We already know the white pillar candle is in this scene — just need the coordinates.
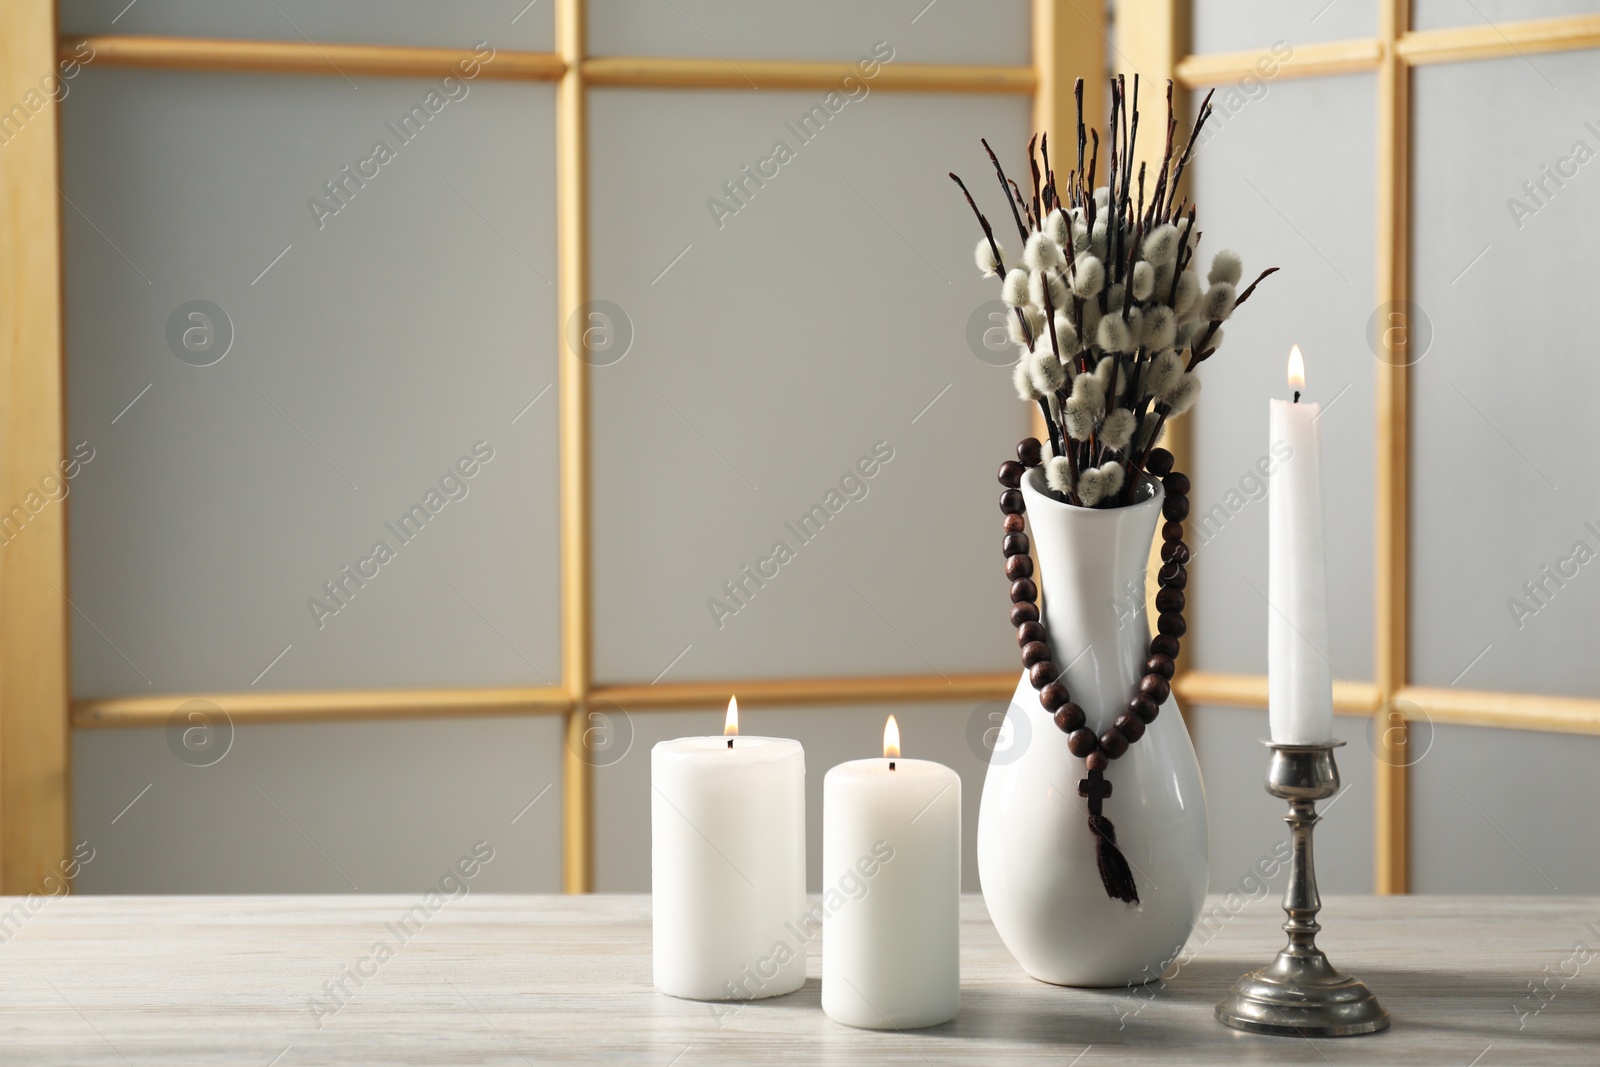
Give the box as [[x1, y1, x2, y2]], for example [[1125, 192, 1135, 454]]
[[822, 715, 960, 1030], [652, 698, 806, 1001], [1268, 345, 1335, 744]]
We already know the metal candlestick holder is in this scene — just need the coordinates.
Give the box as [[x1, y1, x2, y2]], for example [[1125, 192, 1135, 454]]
[[1215, 740, 1390, 1038]]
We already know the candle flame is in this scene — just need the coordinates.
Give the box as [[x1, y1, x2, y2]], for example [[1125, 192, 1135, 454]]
[[1287, 344, 1306, 392], [883, 715, 901, 759], [724, 696, 738, 737]]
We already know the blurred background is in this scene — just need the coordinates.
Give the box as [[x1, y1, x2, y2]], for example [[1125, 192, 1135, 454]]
[[0, 0, 1595, 898]]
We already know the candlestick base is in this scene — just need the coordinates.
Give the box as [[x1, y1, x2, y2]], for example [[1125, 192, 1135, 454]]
[[1215, 740, 1390, 1038], [1215, 951, 1390, 1037]]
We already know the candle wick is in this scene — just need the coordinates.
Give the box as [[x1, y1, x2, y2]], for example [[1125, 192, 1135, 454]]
[[1293, 390, 1301, 403], [727, 738, 733, 749], [889, 761, 896, 771]]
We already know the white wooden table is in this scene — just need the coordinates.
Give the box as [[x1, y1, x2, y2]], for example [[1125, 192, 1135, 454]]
[[0, 893, 1593, 1064]]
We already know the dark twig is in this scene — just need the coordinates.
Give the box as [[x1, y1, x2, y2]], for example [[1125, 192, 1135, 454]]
[[1165, 88, 1216, 218], [1085, 130, 1099, 227], [983, 138, 1030, 243], [1188, 267, 1280, 369], [1041, 133, 1057, 213], [1148, 82, 1176, 228], [1028, 133, 1043, 224], [1009, 178, 1035, 229], [949, 172, 1003, 271], [1165, 207, 1197, 306], [1233, 265, 1280, 309], [1074, 78, 1086, 176], [950, 171, 1035, 349]]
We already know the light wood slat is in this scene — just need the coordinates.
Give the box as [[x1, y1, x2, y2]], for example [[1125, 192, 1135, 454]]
[[556, 0, 591, 896], [1399, 13, 1600, 65], [1026, 0, 1105, 494], [1174, 672, 1382, 713], [593, 673, 1017, 711], [1112, 0, 1188, 695], [1398, 686, 1600, 735], [1375, 0, 1412, 897], [581, 55, 1035, 94], [1113, 0, 1188, 173], [61, 36, 1036, 94], [1033, 0, 1105, 157], [69, 675, 1600, 729], [0, 894, 1594, 1063], [0, 0, 72, 895], [70, 687, 571, 728], [1176, 38, 1382, 87], [59, 35, 566, 80], [563, 705, 591, 893], [1028, 0, 1102, 522]]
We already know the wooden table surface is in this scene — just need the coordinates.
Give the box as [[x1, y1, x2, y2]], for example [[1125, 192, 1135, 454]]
[[0, 893, 1594, 1064]]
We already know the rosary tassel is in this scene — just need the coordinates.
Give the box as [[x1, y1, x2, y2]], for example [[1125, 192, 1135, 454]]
[[1088, 813, 1140, 905]]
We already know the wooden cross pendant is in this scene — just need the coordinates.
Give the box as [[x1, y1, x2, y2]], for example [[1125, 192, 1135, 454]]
[[1078, 775, 1112, 801]]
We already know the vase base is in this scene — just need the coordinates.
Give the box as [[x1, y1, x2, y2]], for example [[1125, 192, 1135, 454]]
[[1022, 968, 1163, 990]]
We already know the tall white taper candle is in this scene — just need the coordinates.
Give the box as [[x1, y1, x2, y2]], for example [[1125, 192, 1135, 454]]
[[1268, 345, 1335, 744]]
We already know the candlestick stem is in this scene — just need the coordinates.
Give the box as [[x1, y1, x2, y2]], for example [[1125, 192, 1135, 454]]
[[1284, 795, 1321, 952], [1215, 740, 1389, 1037]]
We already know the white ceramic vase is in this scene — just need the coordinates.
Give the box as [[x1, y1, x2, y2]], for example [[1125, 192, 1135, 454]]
[[977, 465, 1208, 987]]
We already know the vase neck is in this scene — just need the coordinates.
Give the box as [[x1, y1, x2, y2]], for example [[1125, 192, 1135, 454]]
[[1021, 468, 1164, 730]]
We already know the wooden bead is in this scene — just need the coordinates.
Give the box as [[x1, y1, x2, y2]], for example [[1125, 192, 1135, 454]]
[[1155, 587, 1185, 614], [1021, 641, 1051, 668], [1099, 729, 1130, 759], [1010, 603, 1039, 627], [1145, 653, 1176, 679], [1158, 562, 1187, 590], [1028, 661, 1056, 689], [1146, 448, 1174, 476], [1005, 554, 1034, 581], [1115, 713, 1146, 743], [1157, 612, 1187, 637], [1162, 471, 1190, 496], [1129, 696, 1159, 724], [1066, 728, 1099, 757], [1162, 520, 1185, 543], [998, 460, 1025, 488], [1004, 513, 1025, 534], [1017, 438, 1043, 468], [1017, 621, 1045, 647], [1085, 751, 1109, 772], [1000, 489, 1024, 514], [1010, 577, 1038, 604], [1150, 633, 1180, 659], [1003, 532, 1030, 557], [1162, 494, 1189, 521], [1053, 702, 1086, 733], [1140, 674, 1172, 704], [1160, 540, 1190, 564], [1039, 682, 1069, 712]]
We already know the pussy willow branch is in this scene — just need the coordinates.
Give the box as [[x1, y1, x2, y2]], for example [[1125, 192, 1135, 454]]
[[952, 79, 1278, 506], [949, 172, 1036, 351], [982, 138, 1030, 243], [1187, 267, 1280, 369], [1165, 88, 1217, 219], [1028, 133, 1042, 223]]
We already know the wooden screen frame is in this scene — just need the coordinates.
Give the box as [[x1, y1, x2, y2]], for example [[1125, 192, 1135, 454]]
[[1160, 1, 1600, 893], [1, 0, 1098, 894], [13, 0, 1592, 898]]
